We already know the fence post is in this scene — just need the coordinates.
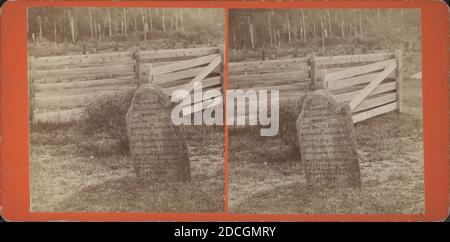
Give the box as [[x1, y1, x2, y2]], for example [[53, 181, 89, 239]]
[[309, 54, 317, 91], [219, 45, 226, 124], [134, 49, 141, 87], [29, 56, 36, 124], [395, 49, 403, 113], [148, 63, 153, 84]]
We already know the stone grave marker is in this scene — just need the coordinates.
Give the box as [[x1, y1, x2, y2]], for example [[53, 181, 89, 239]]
[[296, 90, 361, 188], [126, 85, 190, 182]]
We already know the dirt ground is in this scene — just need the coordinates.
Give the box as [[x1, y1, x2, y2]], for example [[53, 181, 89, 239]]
[[30, 125, 224, 212], [228, 53, 424, 214]]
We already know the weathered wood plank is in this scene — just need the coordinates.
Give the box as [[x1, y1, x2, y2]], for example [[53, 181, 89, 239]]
[[316, 52, 395, 66], [327, 72, 378, 91], [35, 64, 134, 79], [228, 78, 310, 89], [151, 54, 219, 76], [229, 58, 309, 75], [152, 65, 220, 85], [348, 62, 397, 110], [173, 55, 222, 99], [140, 47, 220, 60], [334, 81, 397, 103], [35, 77, 134, 92], [352, 102, 397, 123], [163, 76, 221, 96], [325, 59, 396, 83], [353, 93, 397, 112], [34, 108, 83, 124], [35, 51, 133, 68], [228, 70, 310, 86]]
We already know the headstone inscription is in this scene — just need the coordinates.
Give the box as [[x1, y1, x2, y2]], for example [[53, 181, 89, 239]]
[[126, 85, 190, 182], [296, 90, 361, 188]]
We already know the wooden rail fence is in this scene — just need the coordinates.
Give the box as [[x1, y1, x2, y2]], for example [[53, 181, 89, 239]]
[[228, 50, 403, 124], [29, 46, 224, 124], [30, 49, 401, 125]]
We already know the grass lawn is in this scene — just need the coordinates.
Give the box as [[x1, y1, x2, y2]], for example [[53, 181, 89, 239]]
[[228, 77, 424, 214], [30, 125, 224, 212]]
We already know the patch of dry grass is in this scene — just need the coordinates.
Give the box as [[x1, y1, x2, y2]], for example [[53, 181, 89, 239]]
[[30, 124, 224, 212], [229, 78, 424, 214]]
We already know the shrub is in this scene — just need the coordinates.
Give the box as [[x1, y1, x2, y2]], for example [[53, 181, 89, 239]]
[[80, 88, 136, 149], [278, 95, 307, 150]]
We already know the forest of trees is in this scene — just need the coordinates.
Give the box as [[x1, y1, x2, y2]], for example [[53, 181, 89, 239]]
[[28, 8, 224, 44], [229, 9, 420, 52]]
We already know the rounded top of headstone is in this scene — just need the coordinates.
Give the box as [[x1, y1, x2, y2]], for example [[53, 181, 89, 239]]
[[132, 84, 171, 108], [299, 89, 350, 120]]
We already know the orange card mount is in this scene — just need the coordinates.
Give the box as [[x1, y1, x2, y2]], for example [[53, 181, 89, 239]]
[[0, 0, 448, 221]]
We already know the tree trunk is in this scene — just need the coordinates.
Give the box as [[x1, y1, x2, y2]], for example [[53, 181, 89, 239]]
[[248, 16, 255, 50], [162, 9, 166, 33], [98, 23, 102, 40], [89, 9, 94, 39], [108, 9, 112, 38], [69, 11, 75, 43], [233, 29, 237, 55], [301, 10, 307, 41], [359, 10, 363, 38], [327, 10, 332, 38], [341, 10, 345, 38], [53, 22, 57, 44], [286, 13, 291, 43], [320, 16, 325, 52], [134, 17, 137, 36], [38, 16, 42, 40], [267, 12, 273, 46], [180, 9, 184, 32], [123, 9, 128, 36]]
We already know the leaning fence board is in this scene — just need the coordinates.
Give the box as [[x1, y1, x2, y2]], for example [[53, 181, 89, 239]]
[[140, 47, 220, 60], [35, 108, 83, 124], [327, 72, 379, 90], [316, 52, 395, 66], [325, 59, 396, 83], [353, 93, 397, 113], [334, 81, 397, 103], [163, 76, 221, 96], [151, 54, 219, 76], [152, 66, 219, 85], [177, 55, 222, 96], [348, 62, 396, 110], [352, 102, 398, 123]]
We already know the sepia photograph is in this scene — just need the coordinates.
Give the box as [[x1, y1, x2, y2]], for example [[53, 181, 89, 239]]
[[227, 9, 423, 214], [28, 7, 225, 212]]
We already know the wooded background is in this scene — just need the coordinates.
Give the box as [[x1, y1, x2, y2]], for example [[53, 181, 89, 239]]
[[229, 9, 420, 59], [28, 8, 224, 56]]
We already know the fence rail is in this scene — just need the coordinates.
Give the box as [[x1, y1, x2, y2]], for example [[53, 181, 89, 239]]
[[29, 46, 223, 124], [30, 49, 401, 125], [228, 50, 402, 124]]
